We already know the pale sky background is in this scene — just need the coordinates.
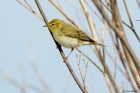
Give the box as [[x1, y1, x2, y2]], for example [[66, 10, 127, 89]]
[[0, 0, 140, 93]]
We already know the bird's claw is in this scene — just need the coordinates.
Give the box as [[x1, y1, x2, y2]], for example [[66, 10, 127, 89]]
[[63, 57, 68, 62]]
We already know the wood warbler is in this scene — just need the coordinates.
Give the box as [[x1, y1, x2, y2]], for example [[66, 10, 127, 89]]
[[44, 19, 105, 60]]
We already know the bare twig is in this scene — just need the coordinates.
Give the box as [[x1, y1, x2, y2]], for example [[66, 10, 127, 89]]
[[105, 49, 125, 77], [103, 72, 113, 93], [83, 60, 88, 83], [76, 55, 88, 92], [63, 0, 83, 13], [101, 20, 105, 61], [136, 0, 140, 10], [83, 59, 88, 91], [4, 72, 21, 89], [123, 0, 140, 42], [94, 0, 140, 90], [79, 0, 98, 40], [114, 52, 117, 80], [99, 0, 140, 42], [76, 54, 84, 82], [76, 48, 103, 73], [93, 0, 140, 72], [85, 0, 102, 21], [16, 0, 43, 21]]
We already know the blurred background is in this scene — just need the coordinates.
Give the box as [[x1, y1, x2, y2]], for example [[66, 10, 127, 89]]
[[0, 0, 140, 93]]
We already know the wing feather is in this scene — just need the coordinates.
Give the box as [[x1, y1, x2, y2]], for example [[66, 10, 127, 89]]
[[60, 23, 93, 42]]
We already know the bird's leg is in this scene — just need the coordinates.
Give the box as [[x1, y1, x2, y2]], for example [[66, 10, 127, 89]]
[[63, 48, 74, 61]]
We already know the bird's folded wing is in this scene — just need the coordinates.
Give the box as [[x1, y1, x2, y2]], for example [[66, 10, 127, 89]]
[[61, 23, 93, 42]]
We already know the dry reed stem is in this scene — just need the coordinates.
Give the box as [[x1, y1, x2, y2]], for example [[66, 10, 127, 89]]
[[76, 55, 88, 92], [76, 48, 103, 73], [101, 21, 114, 93], [83, 60, 88, 91], [123, 0, 140, 42], [136, 0, 140, 11], [80, 2, 118, 91], [99, 0, 140, 42], [79, 0, 98, 41], [93, 0, 140, 73], [76, 54, 84, 84], [105, 24, 137, 89], [103, 72, 113, 93], [16, 0, 44, 21], [76, 47, 115, 93], [109, 0, 140, 90], [101, 20, 105, 62]]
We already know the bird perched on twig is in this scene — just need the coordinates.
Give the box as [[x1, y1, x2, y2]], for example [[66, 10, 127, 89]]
[[44, 19, 105, 60]]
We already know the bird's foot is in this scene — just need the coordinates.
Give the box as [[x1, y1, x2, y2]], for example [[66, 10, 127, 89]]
[[63, 56, 68, 62]]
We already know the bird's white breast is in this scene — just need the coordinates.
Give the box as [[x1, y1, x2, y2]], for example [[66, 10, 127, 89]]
[[53, 32, 79, 48]]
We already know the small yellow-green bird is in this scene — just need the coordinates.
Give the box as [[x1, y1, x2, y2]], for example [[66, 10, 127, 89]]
[[44, 19, 105, 60]]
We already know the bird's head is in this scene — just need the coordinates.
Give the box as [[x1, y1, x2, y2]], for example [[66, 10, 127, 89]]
[[43, 19, 64, 33]]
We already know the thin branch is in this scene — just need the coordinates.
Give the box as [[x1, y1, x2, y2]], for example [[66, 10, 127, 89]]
[[106, 24, 138, 88], [79, 0, 98, 40], [99, 0, 140, 42], [16, 0, 43, 21], [103, 72, 113, 93], [101, 20, 105, 62], [76, 55, 88, 92], [136, 0, 140, 11], [76, 54, 84, 82], [4, 72, 21, 89], [76, 48, 103, 73], [24, 0, 34, 11], [83, 59, 88, 91], [85, 0, 102, 21], [105, 49, 126, 77], [83, 60, 88, 83], [93, 0, 140, 73], [114, 51, 117, 80], [63, 0, 83, 13], [123, 0, 140, 42], [110, 0, 140, 90]]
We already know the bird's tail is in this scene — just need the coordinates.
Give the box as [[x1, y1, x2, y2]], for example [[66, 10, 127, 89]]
[[89, 41, 106, 47]]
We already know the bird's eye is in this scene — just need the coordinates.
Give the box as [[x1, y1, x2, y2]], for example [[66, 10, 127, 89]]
[[52, 24, 54, 26]]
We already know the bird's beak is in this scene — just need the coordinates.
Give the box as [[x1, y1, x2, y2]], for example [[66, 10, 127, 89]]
[[43, 25, 48, 28]]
